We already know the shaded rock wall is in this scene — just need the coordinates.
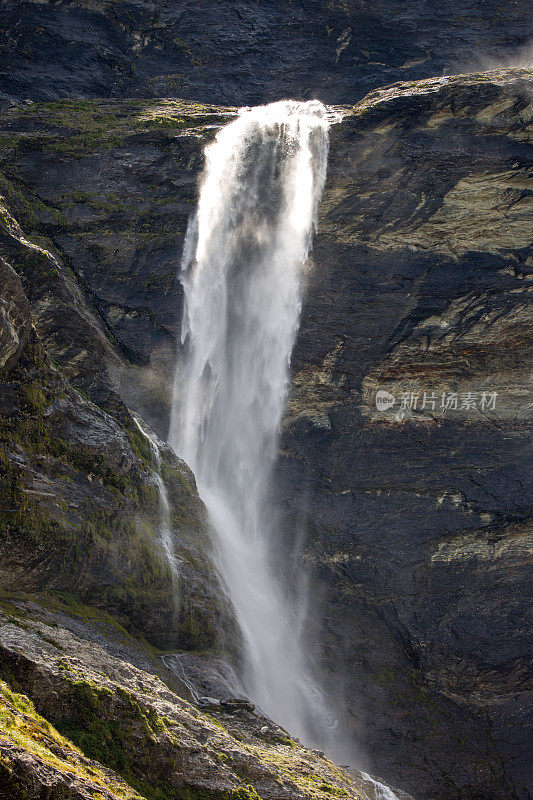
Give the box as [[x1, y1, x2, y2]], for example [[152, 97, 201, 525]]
[[0, 0, 531, 107], [0, 98, 233, 434], [0, 64, 530, 800], [278, 68, 532, 799], [0, 135, 233, 652]]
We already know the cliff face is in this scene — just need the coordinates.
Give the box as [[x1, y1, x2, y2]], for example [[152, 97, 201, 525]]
[[0, 0, 531, 107], [0, 104, 236, 652], [280, 68, 532, 799], [0, 42, 530, 800], [0, 98, 233, 433], [1, 599, 405, 800]]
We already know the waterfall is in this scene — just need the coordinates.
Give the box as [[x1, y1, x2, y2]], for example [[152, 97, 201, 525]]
[[169, 100, 335, 745], [134, 416, 180, 596]]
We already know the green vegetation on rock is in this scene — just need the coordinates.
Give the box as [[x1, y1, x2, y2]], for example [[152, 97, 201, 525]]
[[0, 680, 144, 800]]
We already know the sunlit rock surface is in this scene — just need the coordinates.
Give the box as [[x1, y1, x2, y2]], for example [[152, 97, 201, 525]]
[[0, 601, 410, 800]]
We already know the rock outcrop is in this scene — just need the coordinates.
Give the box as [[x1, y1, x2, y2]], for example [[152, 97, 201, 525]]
[[0, 600, 409, 800]]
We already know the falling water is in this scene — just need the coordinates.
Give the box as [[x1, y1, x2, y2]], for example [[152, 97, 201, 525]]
[[360, 773, 400, 800], [169, 100, 336, 744], [134, 416, 180, 595]]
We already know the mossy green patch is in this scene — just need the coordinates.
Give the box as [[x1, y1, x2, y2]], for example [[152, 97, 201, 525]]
[[0, 98, 234, 160], [0, 680, 143, 799], [50, 674, 261, 800], [0, 313, 198, 647]]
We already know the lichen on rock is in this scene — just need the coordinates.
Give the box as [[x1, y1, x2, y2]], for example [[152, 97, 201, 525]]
[[0, 602, 387, 800]]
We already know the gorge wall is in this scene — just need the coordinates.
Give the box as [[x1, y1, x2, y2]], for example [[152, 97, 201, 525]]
[[0, 99, 399, 800], [0, 4, 531, 799]]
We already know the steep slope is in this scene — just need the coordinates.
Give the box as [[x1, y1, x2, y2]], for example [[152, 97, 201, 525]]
[[0, 0, 531, 107], [0, 98, 234, 433], [0, 118, 234, 651], [0, 600, 410, 800]]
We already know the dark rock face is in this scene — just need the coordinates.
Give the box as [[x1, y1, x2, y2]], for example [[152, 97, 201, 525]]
[[0, 0, 531, 107], [0, 155, 232, 653], [0, 47, 530, 800], [277, 69, 532, 800], [0, 99, 233, 435]]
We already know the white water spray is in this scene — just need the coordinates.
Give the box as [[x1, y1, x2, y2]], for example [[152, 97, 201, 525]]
[[169, 100, 336, 743], [360, 773, 400, 800]]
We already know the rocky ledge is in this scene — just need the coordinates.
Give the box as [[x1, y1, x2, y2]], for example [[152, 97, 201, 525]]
[[0, 600, 411, 800]]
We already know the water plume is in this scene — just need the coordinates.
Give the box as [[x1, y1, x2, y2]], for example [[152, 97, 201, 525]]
[[169, 100, 336, 745]]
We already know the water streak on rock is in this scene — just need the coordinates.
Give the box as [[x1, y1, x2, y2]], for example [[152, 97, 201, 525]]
[[134, 416, 180, 598], [360, 772, 400, 800]]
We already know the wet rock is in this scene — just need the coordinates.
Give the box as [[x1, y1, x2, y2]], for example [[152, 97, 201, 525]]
[[221, 698, 256, 711], [163, 651, 246, 704], [197, 696, 221, 709], [0, 190, 124, 409], [0, 257, 30, 372], [0, 98, 234, 435], [278, 68, 532, 799], [0, 189, 231, 654], [0, 61, 530, 800]]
